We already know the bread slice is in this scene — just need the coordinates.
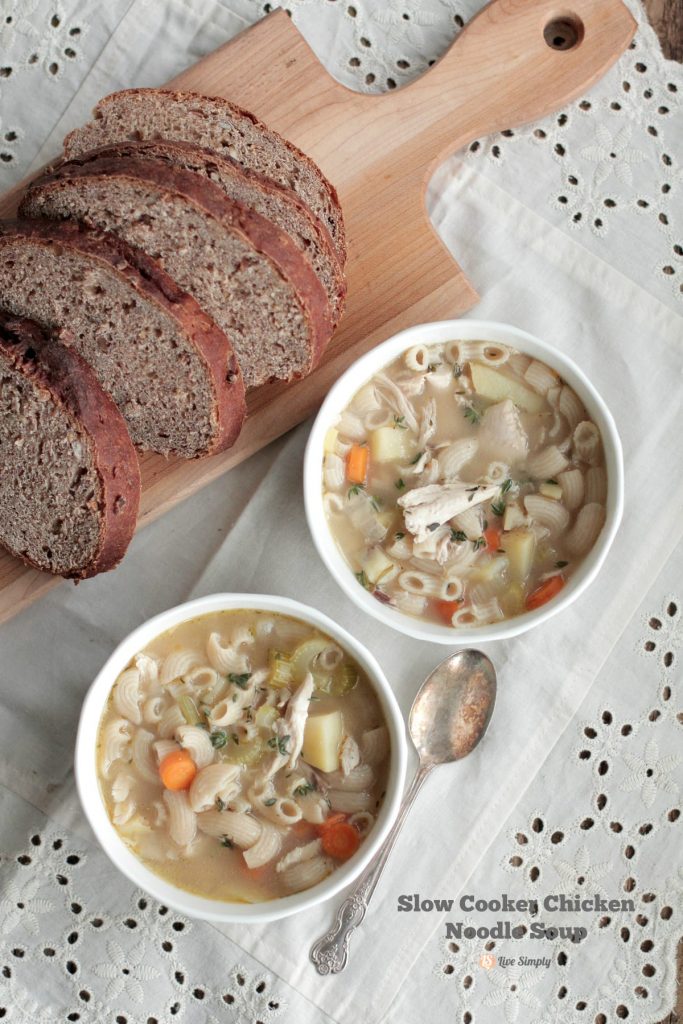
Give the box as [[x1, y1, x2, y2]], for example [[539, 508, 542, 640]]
[[44, 140, 346, 325], [0, 220, 245, 458], [21, 155, 333, 387], [0, 310, 140, 579], [62, 88, 346, 261]]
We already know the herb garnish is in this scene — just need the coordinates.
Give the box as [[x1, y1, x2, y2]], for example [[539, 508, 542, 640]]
[[277, 735, 290, 756], [555, 560, 569, 569], [451, 529, 467, 543], [393, 415, 407, 430], [491, 499, 506, 517], [546, 479, 559, 486], [263, 798, 277, 807], [395, 478, 406, 490], [231, 732, 239, 745], [370, 495, 383, 512], [293, 782, 315, 797], [427, 522, 440, 532], [228, 672, 251, 689], [464, 405, 481, 426], [453, 362, 463, 378], [473, 537, 486, 551], [210, 730, 228, 749], [348, 483, 365, 498], [409, 450, 424, 465], [501, 478, 513, 495], [220, 836, 234, 848], [267, 735, 290, 756], [215, 796, 226, 811], [395, 531, 405, 540]]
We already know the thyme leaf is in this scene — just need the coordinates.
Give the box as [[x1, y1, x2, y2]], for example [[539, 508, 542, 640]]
[[228, 672, 251, 689]]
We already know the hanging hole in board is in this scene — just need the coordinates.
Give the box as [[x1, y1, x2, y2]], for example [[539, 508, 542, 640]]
[[544, 15, 584, 51]]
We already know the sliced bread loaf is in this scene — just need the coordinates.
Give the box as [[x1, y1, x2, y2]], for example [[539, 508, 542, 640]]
[[0, 310, 140, 579], [62, 88, 346, 261], [44, 140, 346, 324], [0, 220, 246, 458], [21, 155, 333, 387]]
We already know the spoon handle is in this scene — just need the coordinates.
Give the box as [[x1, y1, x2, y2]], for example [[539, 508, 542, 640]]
[[310, 764, 432, 974]]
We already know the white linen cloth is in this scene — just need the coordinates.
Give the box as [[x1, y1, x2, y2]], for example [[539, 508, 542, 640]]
[[0, 1, 681, 1022]]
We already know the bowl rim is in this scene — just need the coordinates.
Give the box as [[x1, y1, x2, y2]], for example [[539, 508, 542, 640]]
[[75, 592, 407, 923], [304, 318, 624, 645]]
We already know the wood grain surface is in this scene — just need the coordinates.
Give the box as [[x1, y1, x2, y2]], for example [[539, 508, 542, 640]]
[[0, 0, 636, 622], [645, 0, 683, 61]]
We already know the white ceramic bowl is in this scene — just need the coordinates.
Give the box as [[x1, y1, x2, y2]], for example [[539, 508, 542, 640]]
[[75, 593, 407, 923], [304, 319, 624, 645]]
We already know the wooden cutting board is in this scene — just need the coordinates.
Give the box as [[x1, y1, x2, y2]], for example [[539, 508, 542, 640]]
[[0, 0, 635, 624]]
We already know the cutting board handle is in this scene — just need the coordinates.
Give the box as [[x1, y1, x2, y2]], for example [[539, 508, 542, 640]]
[[373, 0, 636, 160]]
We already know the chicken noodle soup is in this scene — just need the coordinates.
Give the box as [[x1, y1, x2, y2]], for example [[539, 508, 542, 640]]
[[322, 340, 607, 627], [96, 611, 389, 903]]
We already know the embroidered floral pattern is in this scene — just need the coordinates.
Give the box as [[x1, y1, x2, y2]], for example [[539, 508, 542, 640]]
[[434, 592, 683, 1023], [0, 826, 288, 1022]]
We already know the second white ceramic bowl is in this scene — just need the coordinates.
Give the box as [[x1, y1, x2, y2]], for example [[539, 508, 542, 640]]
[[75, 593, 407, 922], [304, 319, 624, 644]]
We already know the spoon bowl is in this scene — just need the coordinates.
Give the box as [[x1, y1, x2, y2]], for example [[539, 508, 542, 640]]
[[410, 649, 497, 767]]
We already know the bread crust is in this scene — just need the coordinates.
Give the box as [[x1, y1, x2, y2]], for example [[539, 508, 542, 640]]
[[43, 140, 346, 323], [62, 87, 346, 263], [0, 311, 141, 579], [0, 219, 246, 457], [24, 155, 334, 379]]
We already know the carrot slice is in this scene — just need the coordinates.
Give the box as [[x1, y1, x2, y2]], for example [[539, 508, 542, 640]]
[[525, 574, 565, 611], [346, 444, 368, 485], [159, 749, 197, 791], [321, 822, 361, 862], [433, 598, 462, 625], [484, 526, 501, 553]]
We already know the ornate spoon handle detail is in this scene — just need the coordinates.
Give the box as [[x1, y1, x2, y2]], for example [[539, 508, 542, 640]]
[[310, 765, 432, 974]]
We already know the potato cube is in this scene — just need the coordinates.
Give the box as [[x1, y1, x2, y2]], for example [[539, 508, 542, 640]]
[[370, 426, 412, 463], [539, 482, 563, 500], [501, 528, 536, 580], [471, 362, 545, 414], [302, 711, 343, 772]]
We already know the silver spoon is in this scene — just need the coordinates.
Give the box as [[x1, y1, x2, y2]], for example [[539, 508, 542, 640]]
[[310, 649, 497, 974]]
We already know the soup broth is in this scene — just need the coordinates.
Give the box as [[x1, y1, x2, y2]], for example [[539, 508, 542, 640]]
[[322, 340, 607, 627], [97, 610, 390, 903]]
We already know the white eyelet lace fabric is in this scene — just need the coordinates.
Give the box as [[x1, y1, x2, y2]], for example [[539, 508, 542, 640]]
[[383, 568, 683, 1024], [0, 2, 681, 1023], [0, 794, 340, 1022]]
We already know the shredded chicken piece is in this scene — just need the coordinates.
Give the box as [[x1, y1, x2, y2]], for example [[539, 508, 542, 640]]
[[398, 482, 498, 542], [395, 370, 426, 397], [418, 398, 437, 448], [272, 672, 314, 769], [340, 735, 361, 776], [375, 373, 419, 433], [405, 450, 430, 476], [412, 524, 452, 564], [276, 839, 323, 873], [478, 400, 528, 463]]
